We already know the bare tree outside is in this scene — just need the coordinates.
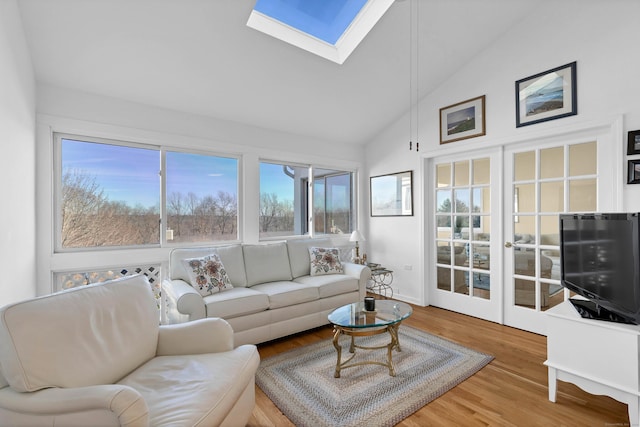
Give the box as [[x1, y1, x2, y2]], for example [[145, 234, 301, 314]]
[[61, 169, 238, 248]]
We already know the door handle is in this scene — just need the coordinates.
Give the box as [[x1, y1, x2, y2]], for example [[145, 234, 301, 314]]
[[504, 241, 513, 248]]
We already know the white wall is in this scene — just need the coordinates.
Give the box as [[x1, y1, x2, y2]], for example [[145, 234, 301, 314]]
[[0, 0, 36, 306], [365, 0, 640, 305], [35, 86, 367, 296]]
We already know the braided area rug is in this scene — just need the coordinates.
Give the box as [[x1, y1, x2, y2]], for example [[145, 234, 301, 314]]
[[256, 325, 493, 427]]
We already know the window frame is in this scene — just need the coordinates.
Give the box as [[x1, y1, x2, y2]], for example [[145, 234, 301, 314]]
[[258, 159, 357, 241], [54, 132, 241, 252]]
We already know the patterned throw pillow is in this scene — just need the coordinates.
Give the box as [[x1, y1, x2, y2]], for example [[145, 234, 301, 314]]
[[181, 253, 234, 296], [308, 247, 344, 276]]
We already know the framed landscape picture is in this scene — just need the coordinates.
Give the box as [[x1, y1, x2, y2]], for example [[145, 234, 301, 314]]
[[439, 95, 486, 144], [628, 130, 640, 155], [370, 171, 413, 217], [515, 61, 577, 127], [628, 160, 640, 184]]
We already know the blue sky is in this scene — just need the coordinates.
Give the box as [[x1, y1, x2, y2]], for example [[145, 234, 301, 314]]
[[62, 139, 239, 208], [254, 0, 367, 44]]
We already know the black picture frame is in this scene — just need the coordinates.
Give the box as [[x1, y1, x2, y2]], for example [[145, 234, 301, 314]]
[[370, 171, 413, 217], [628, 130, 640, 155], [515, 61, 577, 127], [628, 160, 640, 184]]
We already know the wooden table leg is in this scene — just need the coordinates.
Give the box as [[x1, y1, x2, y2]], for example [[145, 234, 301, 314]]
[[333, 327, 342, 378]]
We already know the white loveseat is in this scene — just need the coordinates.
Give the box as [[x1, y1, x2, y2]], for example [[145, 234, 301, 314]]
[[163, 238, 371, 346], [0, 274, 260, 427]]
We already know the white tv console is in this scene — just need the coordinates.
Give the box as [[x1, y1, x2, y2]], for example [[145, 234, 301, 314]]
[[545, 299, 640, 426]]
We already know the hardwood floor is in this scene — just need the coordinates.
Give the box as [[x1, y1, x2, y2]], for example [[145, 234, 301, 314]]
[[247, 302, 629, 426]]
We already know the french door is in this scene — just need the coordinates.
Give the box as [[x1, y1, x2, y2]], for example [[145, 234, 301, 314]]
[[503, 137, 617, 334], [428, 123, 620, 335], [429, 149, 502, 323]]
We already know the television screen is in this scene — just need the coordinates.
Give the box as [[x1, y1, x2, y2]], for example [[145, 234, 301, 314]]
[[560, 213, 640, 324]]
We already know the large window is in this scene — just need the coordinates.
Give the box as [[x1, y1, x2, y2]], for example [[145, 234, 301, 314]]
[[56, 134, 239, 250], [259, 161, 354, 239]]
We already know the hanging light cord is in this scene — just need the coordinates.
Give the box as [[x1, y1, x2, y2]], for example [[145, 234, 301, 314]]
[[408, 0, 413, 151]]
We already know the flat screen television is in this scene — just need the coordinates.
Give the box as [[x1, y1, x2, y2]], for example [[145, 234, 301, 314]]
[[559, 212, 640, 324]]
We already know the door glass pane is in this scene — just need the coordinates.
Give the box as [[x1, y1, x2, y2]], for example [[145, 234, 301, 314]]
[[437, 163, 451, 187], [514, 247, 536, 276], [569, 178, 597, 211], [473, 158, 490, 185], [454, 189, 470, 212], [515, 183, 535, 212], [569, 142, 596, 176], [437, 267, 451, 291], [471, 244, 490, 270], [454, 160, 470, 186], [515, 278, 536, 308], [473, 272, 490, 299], [436, 190, 452, 212], [514, 151, 535, 181], [472, 188, 488, 213], [514, 215, 536, 243], [540, 147, 564, 179], [540, 181, 564, 212], [472, 215, 490, 237], [454, 270, 469, 295], [454, 215, 469, 238]]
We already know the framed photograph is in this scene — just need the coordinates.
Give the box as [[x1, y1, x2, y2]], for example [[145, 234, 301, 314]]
[[628, 160, 640, 184], [439, 95, 486, 144], [628, 130, 640, 155], [515, 61, 577, 127], [370, 171, 413, 217]]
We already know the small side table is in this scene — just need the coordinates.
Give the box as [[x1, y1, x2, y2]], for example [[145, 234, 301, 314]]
[[367, 265, 393, 298]]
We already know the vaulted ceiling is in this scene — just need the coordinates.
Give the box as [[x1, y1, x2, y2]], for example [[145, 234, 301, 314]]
[[17, 0, 541, 145]]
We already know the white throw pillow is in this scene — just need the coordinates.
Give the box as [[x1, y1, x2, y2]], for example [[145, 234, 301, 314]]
[[308, 247, 344, 276], [181, 252, 234, 296]]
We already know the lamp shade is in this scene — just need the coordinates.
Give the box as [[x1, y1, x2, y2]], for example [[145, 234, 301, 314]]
[[349, 230, 365, 242]]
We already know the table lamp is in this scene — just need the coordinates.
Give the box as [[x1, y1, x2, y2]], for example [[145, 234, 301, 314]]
[[349, 230, 365, 259]]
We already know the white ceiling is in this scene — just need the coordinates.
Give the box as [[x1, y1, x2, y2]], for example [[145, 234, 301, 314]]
[[17, 0, 540, 146]]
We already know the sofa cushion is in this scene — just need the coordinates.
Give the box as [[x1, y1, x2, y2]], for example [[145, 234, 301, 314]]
[[250, 281, 318, 309], [170, 245, 248, 287], [294, 274, 359, 298], [182, 253, 234, 296], [203, 287, 269, 318], [243, 243, 293, 286], [0, 275, 158, 392], [287, 238, 332, 278], [309, 247, 344, 276], [118, 347, 259, 427]]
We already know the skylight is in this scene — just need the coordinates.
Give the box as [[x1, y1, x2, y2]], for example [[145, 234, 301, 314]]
[[247, 0, 395, 64]]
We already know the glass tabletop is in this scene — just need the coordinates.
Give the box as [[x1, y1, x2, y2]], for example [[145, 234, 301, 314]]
[[328, 300, 412, 328]]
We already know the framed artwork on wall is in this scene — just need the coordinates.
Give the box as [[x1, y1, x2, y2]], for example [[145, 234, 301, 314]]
[[628, 130, 640, 155], [628, 160, 640, 184], [370, 170, 413, 217], [515, 61, 577, 127], [439, 95, 486, 144]]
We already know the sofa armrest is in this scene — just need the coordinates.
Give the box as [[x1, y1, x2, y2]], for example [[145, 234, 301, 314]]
[[342, 262, 371, 299], [156, 318, 234, 355], [162, 278, 206, 322], [0, 384, 148, 426]]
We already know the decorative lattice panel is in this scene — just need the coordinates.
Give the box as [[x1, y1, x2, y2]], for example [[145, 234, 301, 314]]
[[54, 265, 162, 309]]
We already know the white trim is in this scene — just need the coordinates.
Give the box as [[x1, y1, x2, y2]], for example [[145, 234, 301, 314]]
[[246, 0, 395, 64]]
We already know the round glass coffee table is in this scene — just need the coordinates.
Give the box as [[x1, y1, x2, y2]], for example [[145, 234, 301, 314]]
[[328, 300, 412, 378]]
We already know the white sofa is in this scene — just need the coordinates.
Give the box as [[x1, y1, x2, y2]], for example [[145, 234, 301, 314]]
[[163, 238, 371, 346], [0, 274, 260, 427]]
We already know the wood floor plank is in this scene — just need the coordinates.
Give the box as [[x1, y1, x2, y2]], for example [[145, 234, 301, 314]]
[[247, 303, 629, 426]]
